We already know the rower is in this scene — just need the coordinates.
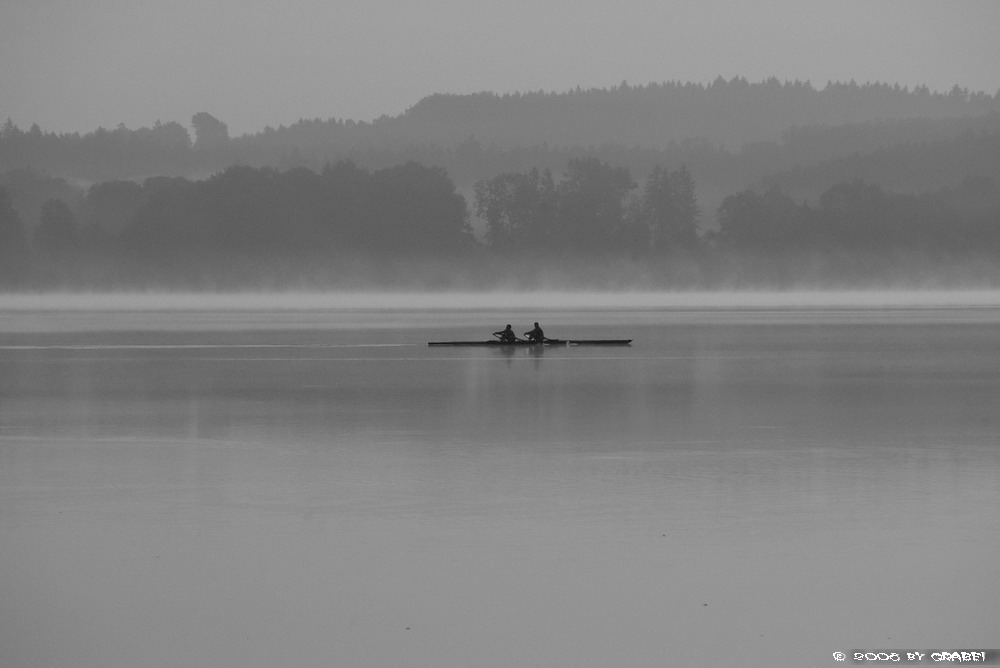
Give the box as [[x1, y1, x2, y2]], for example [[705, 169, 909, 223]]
[[524, 322, 545, 342], [494, 324, 517, 343]]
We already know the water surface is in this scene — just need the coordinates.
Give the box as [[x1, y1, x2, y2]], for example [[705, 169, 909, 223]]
[[1, 295, 998, 667]]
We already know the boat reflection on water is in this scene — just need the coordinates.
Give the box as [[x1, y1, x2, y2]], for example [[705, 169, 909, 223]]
[[427, 338, 633, 346]]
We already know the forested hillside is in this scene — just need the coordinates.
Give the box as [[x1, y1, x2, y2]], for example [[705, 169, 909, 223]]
[[757, 115, 1000, 202], [4, 78, 998, 180], [292, 78, 1000, 150], [2, 78, 1000, 288]]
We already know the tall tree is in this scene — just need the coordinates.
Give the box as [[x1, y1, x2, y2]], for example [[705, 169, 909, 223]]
[[641, 164, 700, 252], [818, 179, 888, 248], [556, 157, 635, 252], [473, 168, 556, 251], [33, 198, 80, 257], [191, 112, 229, 150], [367, 161, 473, 254], [715, 187, 809, 250], [84, 180, 148, 233], [716, 190, 770, 250], [0, 186, 29, 284]]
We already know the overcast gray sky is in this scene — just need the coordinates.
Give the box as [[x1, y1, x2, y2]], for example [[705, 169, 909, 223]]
[[2, 0, 999, 137]]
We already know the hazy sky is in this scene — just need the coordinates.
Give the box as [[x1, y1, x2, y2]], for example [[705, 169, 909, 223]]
[[3, 0, 999, 137]]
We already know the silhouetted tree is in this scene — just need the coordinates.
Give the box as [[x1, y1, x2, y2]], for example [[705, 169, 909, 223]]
[[318, 160, 371, 246], [556, 157, 635, 252], [0, 169, 82, 232], [121, 162, 473, 268], [367, 161, 473, 254], [191, 112, 229, 150], [145, 120, 192, 151], [819, 180, 889, 248], [200, 165, 284, 250], [716, 186, 811, 250], [716, 190, 770, 250], [0, 186, 30, 284], [474, 168, 557, 251], [33, 198, 80, 257], [84, 180, 147, 233], [641, 164, 700, 252], [122, 177, 204, 258]]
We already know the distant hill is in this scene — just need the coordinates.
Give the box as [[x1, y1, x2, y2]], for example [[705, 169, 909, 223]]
[[241, 78, 1000, 152], [758, 114, 1000, 203], [4, 79, 1000, 289], [3, 77, 1000, 224], [234, 82, 1000, 219]]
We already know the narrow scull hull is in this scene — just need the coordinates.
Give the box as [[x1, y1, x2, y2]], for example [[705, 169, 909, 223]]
[[428, 339, 632, 346]]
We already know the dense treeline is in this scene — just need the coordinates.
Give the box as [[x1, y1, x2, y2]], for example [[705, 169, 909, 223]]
[[3, 77, 1000, 287], [473, 160, 698, 256], [704, 177, 1000, 286], [759, 119, 1000, 202], [715, 178, 1000, 255], [122, 162, 472, 259], [2, 157, 999, 289], [370, 78, 1000, 150], [0, 162, 474, 288], [5, 114, 1000, 240], [4, 79, 999, 189], [0, 118, 196, 181]]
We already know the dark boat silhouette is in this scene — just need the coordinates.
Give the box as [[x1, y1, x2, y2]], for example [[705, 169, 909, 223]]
[[428, 339, 632, 346]]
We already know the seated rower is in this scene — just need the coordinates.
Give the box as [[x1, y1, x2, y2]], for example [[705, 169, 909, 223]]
[[523, 322, 545, 342], [494, 324, 517, 343]]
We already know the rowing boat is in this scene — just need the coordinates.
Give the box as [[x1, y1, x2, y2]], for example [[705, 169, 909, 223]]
[[428, 339, 632, 346]]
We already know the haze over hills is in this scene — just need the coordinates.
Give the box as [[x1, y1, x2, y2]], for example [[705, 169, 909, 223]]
[[4, 78, 999, 204], [282, 78, 1000, 149], [5, 78, 999, 165], [2, 77, 1000, 289]]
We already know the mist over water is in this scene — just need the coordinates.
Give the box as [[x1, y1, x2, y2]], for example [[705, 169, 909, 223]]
[[3, 288, 1000, 315], [6, 2, 1000, 661], [1, 293, 998, 667]]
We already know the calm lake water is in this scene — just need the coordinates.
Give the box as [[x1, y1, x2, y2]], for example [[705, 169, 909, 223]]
[[1, 293, 998, 668]]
